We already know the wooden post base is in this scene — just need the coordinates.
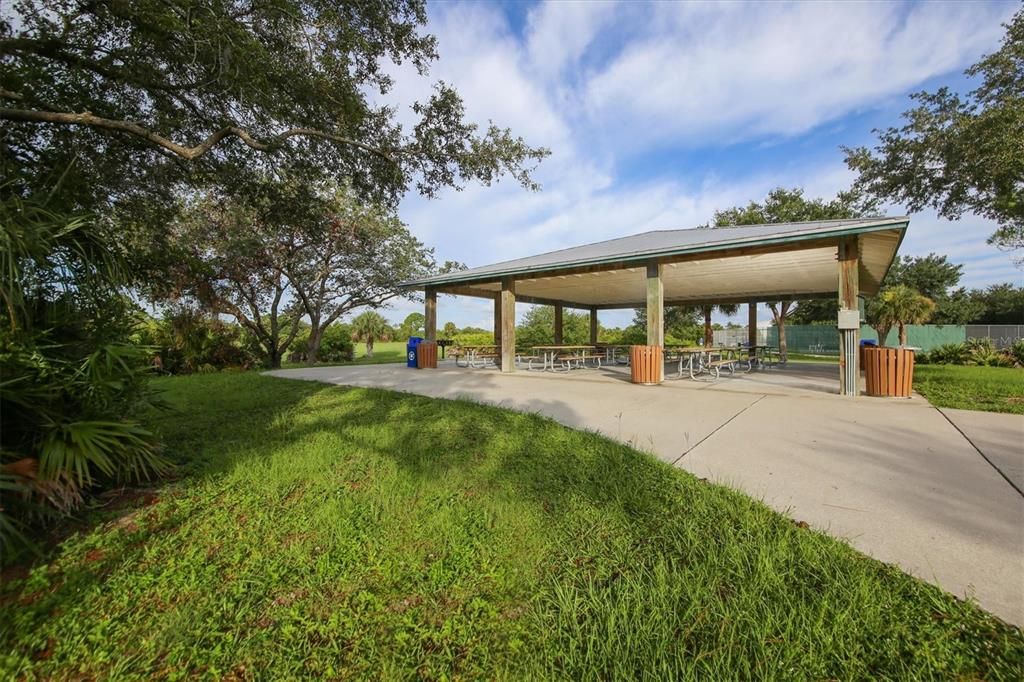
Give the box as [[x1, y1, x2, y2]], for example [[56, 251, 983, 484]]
[[863, 347, 915, 397], [630, 345, 663, 385], [416, 342, 438, 369]]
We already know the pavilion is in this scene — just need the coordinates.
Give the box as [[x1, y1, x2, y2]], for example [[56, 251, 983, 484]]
[[401, 217, 909, 396]]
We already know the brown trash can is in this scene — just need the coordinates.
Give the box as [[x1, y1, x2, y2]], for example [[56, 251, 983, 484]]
[[630, 345, 663, 385], [863, 346, 915, 397], [416, 341, 438, 369]]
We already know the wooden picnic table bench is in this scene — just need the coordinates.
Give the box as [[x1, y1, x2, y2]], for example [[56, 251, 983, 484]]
[[531, 345, 599, 371], [452, 344, 499, 368]]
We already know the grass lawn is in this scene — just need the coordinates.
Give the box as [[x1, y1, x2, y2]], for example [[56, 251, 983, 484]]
[[781, 355, 1022, 415], [348, 340, 408, 365], [914, 364, 1024, 415], [2, 373, 1021, 678]]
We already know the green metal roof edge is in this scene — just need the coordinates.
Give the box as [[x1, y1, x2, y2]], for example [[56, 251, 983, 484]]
[[401, 219, 910, 289]]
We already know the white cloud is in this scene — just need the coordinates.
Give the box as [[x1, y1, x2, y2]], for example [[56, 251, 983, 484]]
[[368, 1, 1021, 330], [583, 1, 1012, 150], [525, 0, 618, 81]]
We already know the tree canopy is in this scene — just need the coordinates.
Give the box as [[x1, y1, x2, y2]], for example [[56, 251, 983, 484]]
[[0, 0, 549, 216], [712, 186, 879, 355], [156, 178, 434, 367], [712, 187, 880, 227], [844, 9, 1024, 253], [516, 306, 590, 348]]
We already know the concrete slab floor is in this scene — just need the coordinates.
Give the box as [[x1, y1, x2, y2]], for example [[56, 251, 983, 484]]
[[267, 362, 1024, 625]]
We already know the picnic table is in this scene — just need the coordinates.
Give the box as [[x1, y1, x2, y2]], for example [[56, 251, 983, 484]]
[[669, 346, 723, 379], [530, 345, 601, 371], [593, 343, 632, 365], [739, 344, 780, 370], [453, 344, 499, 368]]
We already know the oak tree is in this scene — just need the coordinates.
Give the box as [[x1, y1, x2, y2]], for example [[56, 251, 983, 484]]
[[845, 9, 1024, 253], [1, 0, 548, 215]]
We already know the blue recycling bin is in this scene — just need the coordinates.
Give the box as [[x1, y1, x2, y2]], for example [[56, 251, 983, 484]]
[[406, 337, 423, 368], [860, 339, 877, 349]]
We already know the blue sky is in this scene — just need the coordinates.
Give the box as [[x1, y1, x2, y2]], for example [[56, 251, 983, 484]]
[[378, 0, 1021, 330]]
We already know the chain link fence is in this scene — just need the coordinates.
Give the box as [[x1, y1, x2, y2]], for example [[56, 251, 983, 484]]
[[764, 324, 968, 354], [716, 325, 1019, 352], [712, 328, 769, 347], [716, 324, 1020, 354], [966, 325, 1024, 349]]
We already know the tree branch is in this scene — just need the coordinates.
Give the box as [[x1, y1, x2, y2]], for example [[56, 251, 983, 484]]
[[0, 107, 396, 163]]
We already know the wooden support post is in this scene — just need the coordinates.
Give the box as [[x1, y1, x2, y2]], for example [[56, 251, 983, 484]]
[[500, 278, 516, 373], [838, 237, 860, 396], [493, 294, 501, 348], [424, 288, 437, 342], [554, 303, 563, 345], [646, 262, 664, 348], [748, 301, 757, 357], [589, 307, 598, 345]]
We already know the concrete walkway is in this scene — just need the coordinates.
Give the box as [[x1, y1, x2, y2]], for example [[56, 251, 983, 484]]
[[267, 362, 1024, 625], [940, 408, 1024, 496]]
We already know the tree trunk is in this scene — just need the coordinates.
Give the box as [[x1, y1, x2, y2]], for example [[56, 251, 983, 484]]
[[778, 318, 788, 362], [366, 338, 374, 357], [873, 325, 892, 347], [899, 323, 908, 347], [704, 308, 713, 346], [306, 327, 324, 364], [268, 348, 283, 369]]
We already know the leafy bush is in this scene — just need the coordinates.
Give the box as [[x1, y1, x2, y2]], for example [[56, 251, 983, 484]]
[[1009, 340, 1024, 367], [605, 326, 646, 345], [286, 323, 354, 364], [919, 339, 1019, 367], [923, 343, 972, 365], [139, 307, 256, 374], [964, 338, 1012, 367], [453, 332, 495, 346], [317, 323, 355, 362]]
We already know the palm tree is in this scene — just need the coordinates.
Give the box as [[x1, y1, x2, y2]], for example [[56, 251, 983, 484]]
[[350, 311, 392, 357], [699, 304, 740, 346], [870, 285, 936, 347]]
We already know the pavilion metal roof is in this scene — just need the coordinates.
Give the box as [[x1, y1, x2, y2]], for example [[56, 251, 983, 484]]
[[402, 217, 909, 289]]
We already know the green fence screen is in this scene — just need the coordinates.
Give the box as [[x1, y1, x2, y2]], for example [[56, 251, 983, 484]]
[[767, 324, 967, 354]]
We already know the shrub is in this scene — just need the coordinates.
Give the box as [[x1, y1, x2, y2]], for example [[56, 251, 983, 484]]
[[921, 339, 1019, 367], [318, 323, 355, 362], [145, 307, 256, 374], [1009, 340, 1024, 367], [926, 343, 972, 365], [453, 332, 495, 346]]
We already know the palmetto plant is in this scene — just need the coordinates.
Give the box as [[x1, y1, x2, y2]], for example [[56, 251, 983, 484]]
[[872, 285, 937, 347], [350, 310, 392, 357], [0, 186, 165, 552]]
